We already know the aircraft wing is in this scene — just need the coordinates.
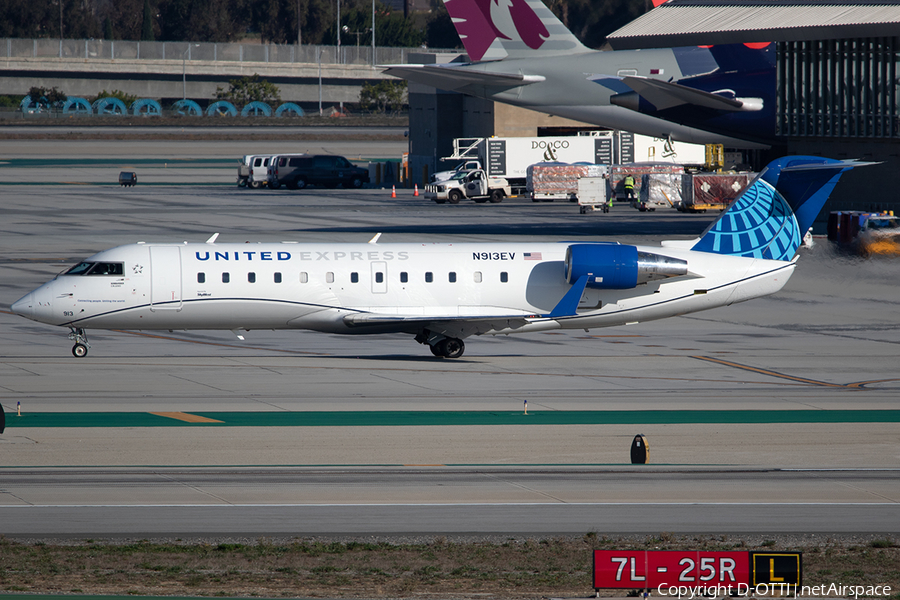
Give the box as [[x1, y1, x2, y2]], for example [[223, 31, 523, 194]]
[[593, 74, 756, 112], [342, 311, 539, 339], [342, 275, 589, 335], [383, 64, 545, 93]]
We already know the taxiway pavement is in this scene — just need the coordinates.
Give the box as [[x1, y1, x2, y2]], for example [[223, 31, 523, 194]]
[[1, 136, 898, 538]]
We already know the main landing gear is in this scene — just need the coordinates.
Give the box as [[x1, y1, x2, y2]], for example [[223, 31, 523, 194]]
[[68, 327, 90, 358], [416, 330, 466, 359]]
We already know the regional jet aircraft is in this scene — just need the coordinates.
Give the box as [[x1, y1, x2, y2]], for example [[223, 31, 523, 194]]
[[383, 0, 775, 148], [12, 156, 862, 358]]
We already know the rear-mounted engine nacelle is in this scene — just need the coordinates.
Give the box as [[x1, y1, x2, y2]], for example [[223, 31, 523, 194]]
[[565, 244, 688, 289]]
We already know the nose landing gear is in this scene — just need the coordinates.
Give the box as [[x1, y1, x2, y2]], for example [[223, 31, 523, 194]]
[[68, 327, 90, 358]]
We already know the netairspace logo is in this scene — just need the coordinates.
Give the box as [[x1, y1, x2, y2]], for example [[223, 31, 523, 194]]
[[656, 583, 892, 599]]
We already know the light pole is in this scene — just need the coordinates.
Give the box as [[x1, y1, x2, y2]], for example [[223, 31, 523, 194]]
[[182, 44, 199, 100], [336, 0, 341, 63], [371, 0, 375, 66]]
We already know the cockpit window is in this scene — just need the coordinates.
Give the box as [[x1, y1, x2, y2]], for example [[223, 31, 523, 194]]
[[65, 262, 95, 275], [64, 261, 124, 276], [91, 262, 124, 275]]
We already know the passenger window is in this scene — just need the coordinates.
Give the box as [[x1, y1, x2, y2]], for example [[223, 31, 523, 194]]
[[375, 272, 384, 284], [248, 272, 256, 283], [500, 272, 508, 283], [300, 272, 308, 283], [351, 272, 359, 283], [274, 272, 282, 283], [474, 271, 482, 283], [222, 273, 230, 283], [400, 272, 408, 283], [326, 272, 334, 283], [425, 272, 433, 283], [197, 273, 205, 284], [449, 272, 457, 283]]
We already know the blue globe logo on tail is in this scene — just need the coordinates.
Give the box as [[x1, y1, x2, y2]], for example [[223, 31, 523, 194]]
[[692, 156, 867, 262], [692, 179, 800, 261]]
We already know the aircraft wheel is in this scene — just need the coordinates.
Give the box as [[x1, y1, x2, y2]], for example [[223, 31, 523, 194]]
[[72, 343, 88, 358], [448, 190, 462, 204], [429, 344, 443, 357], [437, 337, 465, 359]]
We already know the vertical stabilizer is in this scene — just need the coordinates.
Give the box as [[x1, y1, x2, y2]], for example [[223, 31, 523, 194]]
[[692, 156, 868, 261], [444, 0, 588, 62]]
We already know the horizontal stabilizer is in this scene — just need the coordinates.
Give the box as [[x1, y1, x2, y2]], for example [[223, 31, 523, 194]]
[[383, 64, 544, 93], [598, 75, 760, 112]]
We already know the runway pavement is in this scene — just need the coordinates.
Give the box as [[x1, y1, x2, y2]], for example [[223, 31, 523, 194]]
[[1, 135, 898, 539]]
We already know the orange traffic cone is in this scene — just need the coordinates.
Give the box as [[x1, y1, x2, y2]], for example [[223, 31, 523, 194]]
[[414, 184, 419, 197], [391, 185, 396, 198]]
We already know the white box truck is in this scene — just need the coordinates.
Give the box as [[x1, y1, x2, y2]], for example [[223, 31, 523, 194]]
[[443, 136, 605, 194]]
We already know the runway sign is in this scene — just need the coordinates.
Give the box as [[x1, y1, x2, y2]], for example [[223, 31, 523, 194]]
[[751, 552, 802, 586], [593, 550, 801, 590]]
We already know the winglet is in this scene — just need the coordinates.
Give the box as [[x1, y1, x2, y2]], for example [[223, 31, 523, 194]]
[[545, 275, 588, 319], [206, 233, 219, 244], [368, 233, 382, 244]]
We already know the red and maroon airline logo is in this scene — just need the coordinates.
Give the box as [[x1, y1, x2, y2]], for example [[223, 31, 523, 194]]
[[446, 0, 549, 61]]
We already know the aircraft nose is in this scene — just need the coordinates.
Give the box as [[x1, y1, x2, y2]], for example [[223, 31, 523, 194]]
[[11, 292, 35, 319]]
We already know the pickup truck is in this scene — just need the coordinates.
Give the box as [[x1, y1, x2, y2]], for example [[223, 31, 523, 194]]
[[425, 169, 510, 204], [431, 160, 482, 183]]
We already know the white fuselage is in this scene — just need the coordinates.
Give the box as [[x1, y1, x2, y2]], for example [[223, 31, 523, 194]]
[[14, 241, 795, 340]]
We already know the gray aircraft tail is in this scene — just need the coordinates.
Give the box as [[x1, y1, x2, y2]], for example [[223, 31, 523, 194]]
[[443, 0, 588, 62]]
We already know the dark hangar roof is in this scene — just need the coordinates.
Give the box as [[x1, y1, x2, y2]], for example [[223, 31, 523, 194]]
[[605, 0, 900, 50]]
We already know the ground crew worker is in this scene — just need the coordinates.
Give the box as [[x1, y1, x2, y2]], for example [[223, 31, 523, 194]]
[[623, 174, 635, 200]]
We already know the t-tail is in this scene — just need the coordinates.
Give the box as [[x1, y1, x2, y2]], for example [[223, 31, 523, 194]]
[[691, 156, 871, 261], [443, 0, 588, 62]]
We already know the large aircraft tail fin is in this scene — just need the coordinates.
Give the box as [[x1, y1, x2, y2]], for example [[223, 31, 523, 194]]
[[444, 0, 588, 62], [707, 43, 775, 73], [691, 156, 871, 261]]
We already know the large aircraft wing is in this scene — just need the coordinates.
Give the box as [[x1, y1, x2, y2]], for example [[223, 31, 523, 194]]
[[593, 75, 762, 112], [382, 64, 544, 93]]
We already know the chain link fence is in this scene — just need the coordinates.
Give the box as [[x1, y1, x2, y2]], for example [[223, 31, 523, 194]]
[[1, 38, 457, 66]]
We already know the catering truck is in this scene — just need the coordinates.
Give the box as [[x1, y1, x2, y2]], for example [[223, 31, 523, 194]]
[[441, 136, 603, 194]]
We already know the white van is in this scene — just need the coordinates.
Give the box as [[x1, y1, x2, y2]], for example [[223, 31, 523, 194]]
[[249, 154, 276, 189]]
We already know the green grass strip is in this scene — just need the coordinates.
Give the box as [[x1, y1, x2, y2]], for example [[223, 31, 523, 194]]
[[5, 409, 900, 428]]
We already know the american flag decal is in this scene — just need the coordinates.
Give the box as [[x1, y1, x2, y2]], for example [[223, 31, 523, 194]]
[[524, 252, 542, 260]]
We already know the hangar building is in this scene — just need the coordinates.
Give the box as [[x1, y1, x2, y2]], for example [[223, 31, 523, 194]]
[[407, 0, 900, 211]]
